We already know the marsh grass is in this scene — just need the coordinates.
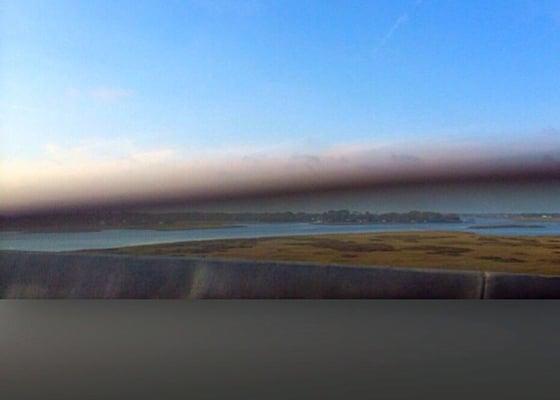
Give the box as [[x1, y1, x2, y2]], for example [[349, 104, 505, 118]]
[[99, 232, 560, 275]]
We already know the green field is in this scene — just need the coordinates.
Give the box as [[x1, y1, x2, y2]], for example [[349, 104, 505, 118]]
[[99, 231, 560, 275]]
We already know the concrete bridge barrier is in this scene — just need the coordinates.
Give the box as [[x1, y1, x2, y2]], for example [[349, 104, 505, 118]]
[[484, 272, 560, 299], [1, 251, 559, 298]]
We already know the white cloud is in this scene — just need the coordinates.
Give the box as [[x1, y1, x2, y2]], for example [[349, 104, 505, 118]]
[[89, 87, 133, 102], [64, 86, 134, 102], [64, 87, 82, 98]]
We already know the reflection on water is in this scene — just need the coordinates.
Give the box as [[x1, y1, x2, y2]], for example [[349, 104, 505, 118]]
[[1, 218, 560, 252]]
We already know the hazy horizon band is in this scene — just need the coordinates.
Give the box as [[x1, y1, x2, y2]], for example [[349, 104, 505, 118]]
[[2, 149, 559, 216]]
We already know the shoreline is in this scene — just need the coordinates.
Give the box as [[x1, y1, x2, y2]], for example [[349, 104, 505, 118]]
[[469, 224, 545, 229]]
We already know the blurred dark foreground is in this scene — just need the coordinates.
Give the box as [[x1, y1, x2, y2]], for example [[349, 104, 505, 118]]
[[1, 301, 560, 400]]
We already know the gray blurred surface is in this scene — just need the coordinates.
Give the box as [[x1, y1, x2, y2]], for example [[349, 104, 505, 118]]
[[1, 251, 483, 298], [0, 301, 560, 400]]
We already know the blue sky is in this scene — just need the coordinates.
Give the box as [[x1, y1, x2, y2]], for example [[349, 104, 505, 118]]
[[1, 0, 560, 212]]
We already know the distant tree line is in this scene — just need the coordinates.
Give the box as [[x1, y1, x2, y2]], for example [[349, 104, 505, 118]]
[[0, 210, 461, 231], [200, 210, 461, 224], [173, 210, 461, 224]]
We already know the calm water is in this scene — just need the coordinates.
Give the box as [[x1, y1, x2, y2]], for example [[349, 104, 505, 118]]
[[2, 217, 560, 252]]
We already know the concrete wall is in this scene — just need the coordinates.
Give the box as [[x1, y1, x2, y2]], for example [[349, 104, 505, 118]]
[[1, 251, 559, 298], [484, 272, 560, 299]]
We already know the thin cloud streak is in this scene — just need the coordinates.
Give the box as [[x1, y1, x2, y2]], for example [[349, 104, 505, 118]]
[[64, 86, 134, 102], [373, 0, 424, 54], [90, 87, 133, 102]]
